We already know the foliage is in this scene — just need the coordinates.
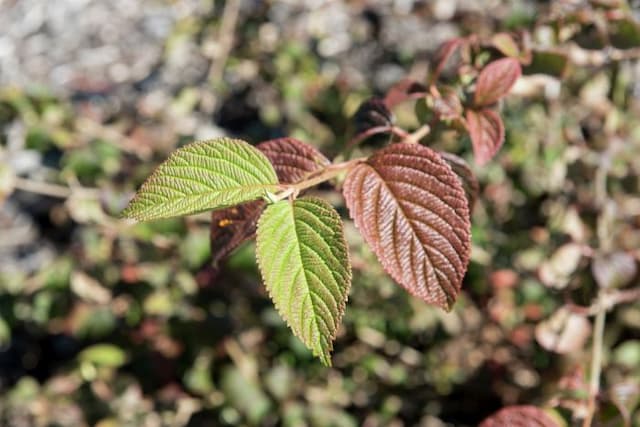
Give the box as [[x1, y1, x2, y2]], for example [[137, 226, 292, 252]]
[[2, 1, 640, 426]]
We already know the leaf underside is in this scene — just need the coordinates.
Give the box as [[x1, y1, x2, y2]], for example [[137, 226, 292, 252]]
[[256, 197, 351, 366], [210, 138, 330, 266], [210, 200, 264, 267], [343, 143, 471, 311], [122, 138, 278, 221], [479, 405, 560, 427], [466, 108, 505, 166]]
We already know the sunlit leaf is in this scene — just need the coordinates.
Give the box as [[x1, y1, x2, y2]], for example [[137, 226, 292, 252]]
[[122, 138, 279, 221], [210, 138, 329, 266], [256, 197, 351, 365], [343, 143, 471, 311]]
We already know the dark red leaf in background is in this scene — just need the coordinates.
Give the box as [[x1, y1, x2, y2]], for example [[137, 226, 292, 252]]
[[353, 97, 394, 137], [210, 201, 263, 267], [438, 151, 479, 211], [479, 405, 560, 427], [257, 137, 330, 184], [384, 79, 427, 108], [474, 57, 522, 106], [466, 108, 505, 165], [432, 37, 467, 82], [343, 143, 471, 311]]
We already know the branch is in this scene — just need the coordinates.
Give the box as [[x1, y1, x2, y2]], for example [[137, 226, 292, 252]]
[[13, 177, 97, 199], [272, 157, 365, 202]]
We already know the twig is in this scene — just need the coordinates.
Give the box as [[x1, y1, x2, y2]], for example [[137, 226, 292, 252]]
[[206, 0, 241, 95], [12, 177, 99, 199], [403, 124, 431, 144], [272, 157, 365, 202], [583, 304, 606, 427]]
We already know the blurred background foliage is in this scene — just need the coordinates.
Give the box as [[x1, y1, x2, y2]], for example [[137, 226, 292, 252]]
[[1, 0, 640, 426]]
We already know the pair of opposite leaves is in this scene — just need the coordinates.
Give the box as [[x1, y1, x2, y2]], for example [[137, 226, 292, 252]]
[[122, 137, 470, 365]]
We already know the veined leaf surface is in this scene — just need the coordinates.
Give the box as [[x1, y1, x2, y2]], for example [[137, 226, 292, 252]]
[[256, 197, 351, 366], [258, 137, 330, 183], [122, 138, 278, 221], [210, 138, 329, 266], [343, 143, 471, 311]]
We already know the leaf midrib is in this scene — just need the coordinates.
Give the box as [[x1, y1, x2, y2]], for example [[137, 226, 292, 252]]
[[287, 203, 321, 351]]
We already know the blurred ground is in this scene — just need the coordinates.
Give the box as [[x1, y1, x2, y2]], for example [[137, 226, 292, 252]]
[[1, 1, 640, 426]]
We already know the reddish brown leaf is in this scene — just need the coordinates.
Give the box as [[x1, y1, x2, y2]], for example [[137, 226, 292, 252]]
[[432, 37, 467, 82], [479, 405, 560, 427], [431, 86, 464, 121], [384, 79, 427, 108], [210, 200, 264, 267], [257, 137, 330, 184], [210, 138, 329, 266], [353, 97, 394, 136], [343, 143, 471, 311], [474, 57, 522, 106], [466, 109, 505, 165], [439, 152, 479, 211]]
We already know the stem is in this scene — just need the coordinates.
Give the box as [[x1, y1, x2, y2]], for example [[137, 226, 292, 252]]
[[272, 158, 364, 202], [404, 124, 431, 144], [583, 304, 606, 427], [13, 177, 72, 198]]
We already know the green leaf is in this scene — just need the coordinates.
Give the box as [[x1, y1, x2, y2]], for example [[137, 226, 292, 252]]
[[256, 197, 351, 366], [79, 344, 128, 368], [122, 138, 279, 221]]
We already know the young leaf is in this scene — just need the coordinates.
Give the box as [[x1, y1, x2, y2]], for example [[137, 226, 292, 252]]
[[210, 138, 329, 266], [122, 138, 279, 221], [343, 143, 471, 311], [474, 57, 522, 107], [439, 152, 479, 211], [384, 79, 427, 108], [256, 197, 351, 366], [479, 405, 560, 427], [432, 37, 467, 83], [466, 108, 505, 165], [431, 86, 464, 121]]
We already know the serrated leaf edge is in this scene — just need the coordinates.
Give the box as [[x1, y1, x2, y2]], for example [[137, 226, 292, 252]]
[[255, 197, 351, 366]]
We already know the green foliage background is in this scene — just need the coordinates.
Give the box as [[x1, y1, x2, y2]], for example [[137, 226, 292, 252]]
[[1, 1, 640, 426]]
